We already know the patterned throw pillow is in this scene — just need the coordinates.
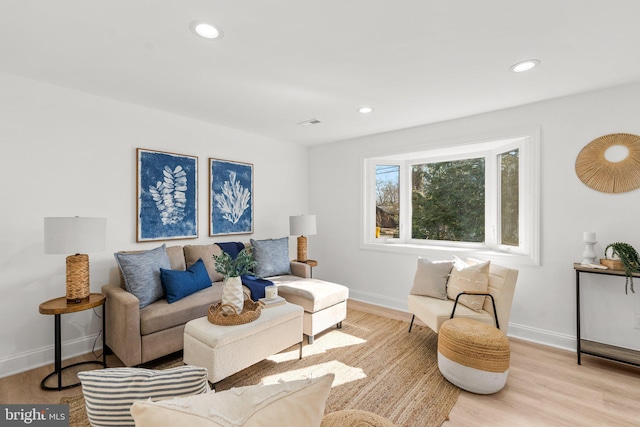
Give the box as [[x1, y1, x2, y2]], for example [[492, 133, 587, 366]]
[[131, 373, 334, 427], [78, 366, 210, 427], [250, 237, 292, 277], [409, 258, 454, 300], [114, 244, 171, 308], [446, 256, 491, 311]]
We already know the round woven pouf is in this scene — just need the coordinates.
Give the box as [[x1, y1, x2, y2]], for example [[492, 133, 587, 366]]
[[437, 318, 510, 394]]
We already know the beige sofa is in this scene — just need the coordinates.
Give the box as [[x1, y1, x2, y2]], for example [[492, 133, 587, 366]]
[[407, 262, 518, 334], [103, 243, 315, 367]]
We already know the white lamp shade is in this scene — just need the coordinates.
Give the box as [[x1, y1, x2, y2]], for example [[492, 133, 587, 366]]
[[289, 215, 317, 236], [44, 217, 107, 254]]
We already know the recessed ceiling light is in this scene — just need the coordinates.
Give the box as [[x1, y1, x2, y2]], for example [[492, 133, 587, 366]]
[[190, 21, 223, 39], [358, 106, 374, 114], [510, 59, 540, 73]]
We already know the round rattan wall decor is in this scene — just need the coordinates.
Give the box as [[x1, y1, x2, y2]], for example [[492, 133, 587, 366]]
[[575, 133, 640, 193]]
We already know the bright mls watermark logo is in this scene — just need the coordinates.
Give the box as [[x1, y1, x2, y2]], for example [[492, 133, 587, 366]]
[[1, 405, 68, 426]]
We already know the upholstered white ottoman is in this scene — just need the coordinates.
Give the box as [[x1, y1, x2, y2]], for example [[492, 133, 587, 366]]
[[276, 279, 349, 344], [437, 318, 510, 394], [183, 302, 303, 386]]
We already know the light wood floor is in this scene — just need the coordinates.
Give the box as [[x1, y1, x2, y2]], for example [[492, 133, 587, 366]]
[[3, 301, 640, 427], [351, 301, 640, 427]]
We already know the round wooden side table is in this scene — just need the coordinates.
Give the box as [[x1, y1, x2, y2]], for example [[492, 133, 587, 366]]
[[39, 293, 107, 390]]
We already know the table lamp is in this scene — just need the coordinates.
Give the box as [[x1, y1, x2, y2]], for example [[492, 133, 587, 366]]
[[44, 217, 107, 303], [289, 214, 316, 263]]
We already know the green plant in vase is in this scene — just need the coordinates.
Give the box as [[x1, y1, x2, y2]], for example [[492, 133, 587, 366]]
[[213, 249, 257, 280], [604, 242, 640, 294], [213, 249, 257, 313]]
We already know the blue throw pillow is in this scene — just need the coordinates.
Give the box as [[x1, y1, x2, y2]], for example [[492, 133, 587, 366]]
[[250, 237, 292, 277], [115, 244, 171, 309], [160, 258, 211, 303]]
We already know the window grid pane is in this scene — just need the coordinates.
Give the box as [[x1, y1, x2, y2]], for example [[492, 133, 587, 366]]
[[411, 158, 485, 242], [500, 149, 519, 246], [375, 165, 400, 238]]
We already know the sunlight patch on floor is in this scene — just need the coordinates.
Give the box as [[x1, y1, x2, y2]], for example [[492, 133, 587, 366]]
[[268, 330, 367, 363], [257, 360, 366, 387]]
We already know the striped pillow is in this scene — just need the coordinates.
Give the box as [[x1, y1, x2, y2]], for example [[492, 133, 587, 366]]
[[78, 366, 210, 427]]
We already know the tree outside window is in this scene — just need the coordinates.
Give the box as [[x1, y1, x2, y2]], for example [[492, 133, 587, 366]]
[[411, 158, 485, 242], [376, 165, 399, 238]]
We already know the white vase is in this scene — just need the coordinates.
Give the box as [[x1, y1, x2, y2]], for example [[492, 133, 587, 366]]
[[221, 276, 244, 314]]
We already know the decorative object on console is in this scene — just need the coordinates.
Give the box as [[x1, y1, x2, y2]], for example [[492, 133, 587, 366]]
[[210, 158, 253, 236], [44, 216, 106, 303], [575, 133, 640, 193], [603, 242, 640, 294], [213, 248, 257, 313], [582, 231, 597, 264], [137, 148, 198, 242], [290, 214, 317, 262]]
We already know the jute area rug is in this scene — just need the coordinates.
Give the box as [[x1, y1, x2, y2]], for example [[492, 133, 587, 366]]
[[62, 309, 459, 427]]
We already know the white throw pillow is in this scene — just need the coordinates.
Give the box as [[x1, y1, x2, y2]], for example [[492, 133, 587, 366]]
[[409, 258, 454, 300], [446, 256, 490, 311], [130, 373, 335, 427]]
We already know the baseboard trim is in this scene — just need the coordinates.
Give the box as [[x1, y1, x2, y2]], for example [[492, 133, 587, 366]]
[[0, 334, 102, 379], [348, 289, 408, 312], [347, 296, 576, 353], [506, 322, 575, 352]]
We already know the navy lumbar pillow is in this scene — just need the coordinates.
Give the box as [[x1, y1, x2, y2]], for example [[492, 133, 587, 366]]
[[160, 258, 211, 303]]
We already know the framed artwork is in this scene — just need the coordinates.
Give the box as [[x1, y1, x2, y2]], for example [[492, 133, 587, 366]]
[[137, 148, 198, 241], [209, 158, 254, 236]]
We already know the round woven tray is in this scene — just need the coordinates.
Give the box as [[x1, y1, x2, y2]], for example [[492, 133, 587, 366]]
[[208, 299, 262, 326]]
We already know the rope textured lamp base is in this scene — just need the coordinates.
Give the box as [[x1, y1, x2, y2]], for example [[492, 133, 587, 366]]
[[297, 236, 308, 262], [66, 254, 91, 303]]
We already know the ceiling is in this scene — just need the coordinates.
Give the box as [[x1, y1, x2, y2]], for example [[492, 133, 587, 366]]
[[2, 1, 640, 146]]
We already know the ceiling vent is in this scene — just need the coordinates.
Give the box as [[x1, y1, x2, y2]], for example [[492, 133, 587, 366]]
[[297, 118, 322, 127]]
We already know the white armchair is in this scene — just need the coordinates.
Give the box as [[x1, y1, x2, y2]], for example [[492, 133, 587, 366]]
[[408, 260, 518, 334]]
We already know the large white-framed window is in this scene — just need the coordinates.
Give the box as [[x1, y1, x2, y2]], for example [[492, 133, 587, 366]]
[[362, 128, 540, 265]]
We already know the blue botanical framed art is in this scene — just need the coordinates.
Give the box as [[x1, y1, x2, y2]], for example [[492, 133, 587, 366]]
[[137, 148, 198, 241], [209, 158, 254, 236]]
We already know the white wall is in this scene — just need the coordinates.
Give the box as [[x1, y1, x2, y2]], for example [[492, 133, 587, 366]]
[[309, 81, 640, 353], [0, 72, 309, 377]]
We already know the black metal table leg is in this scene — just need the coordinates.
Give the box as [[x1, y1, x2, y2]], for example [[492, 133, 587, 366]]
[[576, 270, 581, 365]]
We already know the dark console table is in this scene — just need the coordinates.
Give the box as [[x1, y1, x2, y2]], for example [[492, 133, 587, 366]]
[[574, 263, 640, 367]]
